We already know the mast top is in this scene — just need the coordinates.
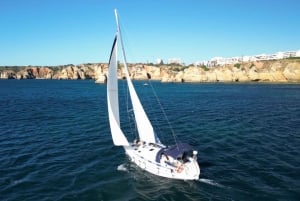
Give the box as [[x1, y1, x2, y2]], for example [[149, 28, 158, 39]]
[[114, 9, 119, 32]]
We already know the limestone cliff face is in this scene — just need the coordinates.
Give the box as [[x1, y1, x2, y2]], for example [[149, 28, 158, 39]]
[[94, 64, 107, 83], [1, 59, 299, 82], [29, 67, 53, 79], [283, 63, 300, 82], [0, 70, 15, 79], [0, 67, 53, 79], [162, 60, 300, 83], [52, 65, 92, 80]]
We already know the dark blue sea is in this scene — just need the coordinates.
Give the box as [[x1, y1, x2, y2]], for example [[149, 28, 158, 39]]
[[0, 80, 299, 201]]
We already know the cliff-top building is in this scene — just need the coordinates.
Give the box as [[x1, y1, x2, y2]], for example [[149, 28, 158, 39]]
[[196, 50, 300, 67]]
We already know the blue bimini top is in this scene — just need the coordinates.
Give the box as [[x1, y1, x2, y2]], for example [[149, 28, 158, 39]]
[[155, 143, 194, 163]]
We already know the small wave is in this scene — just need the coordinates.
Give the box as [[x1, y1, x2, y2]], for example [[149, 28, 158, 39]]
[[198, 178, 225, 188], [117, 164, 128, 172], [12, 178, 26, 185]]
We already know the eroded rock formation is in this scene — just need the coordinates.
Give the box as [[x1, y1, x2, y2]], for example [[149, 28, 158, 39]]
[[1, 59, 299, 82]]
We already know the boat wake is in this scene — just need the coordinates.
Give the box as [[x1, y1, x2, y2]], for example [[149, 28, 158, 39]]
[[117, 164, 128, 172], [198, 178, 225, 188]]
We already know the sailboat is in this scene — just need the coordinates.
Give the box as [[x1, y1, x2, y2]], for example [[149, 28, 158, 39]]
[[107, 9, 200, 180]]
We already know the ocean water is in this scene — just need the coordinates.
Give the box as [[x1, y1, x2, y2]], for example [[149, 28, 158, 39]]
[[0, 80, 299, 201]]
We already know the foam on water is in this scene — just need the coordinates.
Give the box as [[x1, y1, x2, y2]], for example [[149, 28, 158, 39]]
[[198, 178, 225, 188], [117, 164, 128, 172]]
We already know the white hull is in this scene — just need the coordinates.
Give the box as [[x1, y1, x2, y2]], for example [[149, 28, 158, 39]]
[[124, 143, 200, 180]]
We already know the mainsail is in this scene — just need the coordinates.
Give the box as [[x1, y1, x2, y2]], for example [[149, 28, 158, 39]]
[[114, 9, 159, 144], [107, 35, 129, 146]]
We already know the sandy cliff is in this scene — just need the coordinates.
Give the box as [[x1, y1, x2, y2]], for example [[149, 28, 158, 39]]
[[1, 59, 299, 82], [161, 60, 300, 83]]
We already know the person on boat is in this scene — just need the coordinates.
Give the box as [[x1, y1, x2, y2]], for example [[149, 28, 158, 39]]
[[175, 161, 185, 173], [134, 139, 142, 147]]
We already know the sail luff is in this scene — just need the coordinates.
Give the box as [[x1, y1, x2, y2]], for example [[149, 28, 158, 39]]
[[114, 9, 158, 144], [107, 34, 129, 146]]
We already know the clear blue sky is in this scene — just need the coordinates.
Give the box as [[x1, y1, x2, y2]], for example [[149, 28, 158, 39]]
[[1, 0, 300, 66]]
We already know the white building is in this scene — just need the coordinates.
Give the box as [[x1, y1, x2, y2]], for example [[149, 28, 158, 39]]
[[275, 52, 284, 59], [242, 56, 250, 62], [194, 60, 209, 66], [192, 50, 299, 67], [283, 51, 296, 58], [206, 50, 299, 66], [156, 58, 163, 65]]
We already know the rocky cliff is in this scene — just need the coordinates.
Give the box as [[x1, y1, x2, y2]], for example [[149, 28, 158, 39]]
[[1, 59, 299, 83], [0, 64, 97, 80], [164, 60, 300, 83]]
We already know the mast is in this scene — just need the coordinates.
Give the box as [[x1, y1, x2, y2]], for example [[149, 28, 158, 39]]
[[114, 9, 159, 144], [114, 9, 128, 71], [107, 11, 129, 146]]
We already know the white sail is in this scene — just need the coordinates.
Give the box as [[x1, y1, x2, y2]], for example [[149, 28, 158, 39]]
[[114, 9, 159, 144], [107, 35, 129, 146]]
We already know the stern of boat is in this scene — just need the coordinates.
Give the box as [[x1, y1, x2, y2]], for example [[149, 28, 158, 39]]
[[183, 158, 200, 180]]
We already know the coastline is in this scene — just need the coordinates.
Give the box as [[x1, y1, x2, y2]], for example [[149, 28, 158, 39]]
[[1, 58, 299, 83]]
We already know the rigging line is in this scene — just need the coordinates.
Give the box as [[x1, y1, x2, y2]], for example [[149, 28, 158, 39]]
[[116, 10, 139, 141], [128, 83, 138, 140], [121, 78, 135, 140], [116, 11, 136, 65], [145, 79, 166, 143], [148, 79, 179, 149]]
